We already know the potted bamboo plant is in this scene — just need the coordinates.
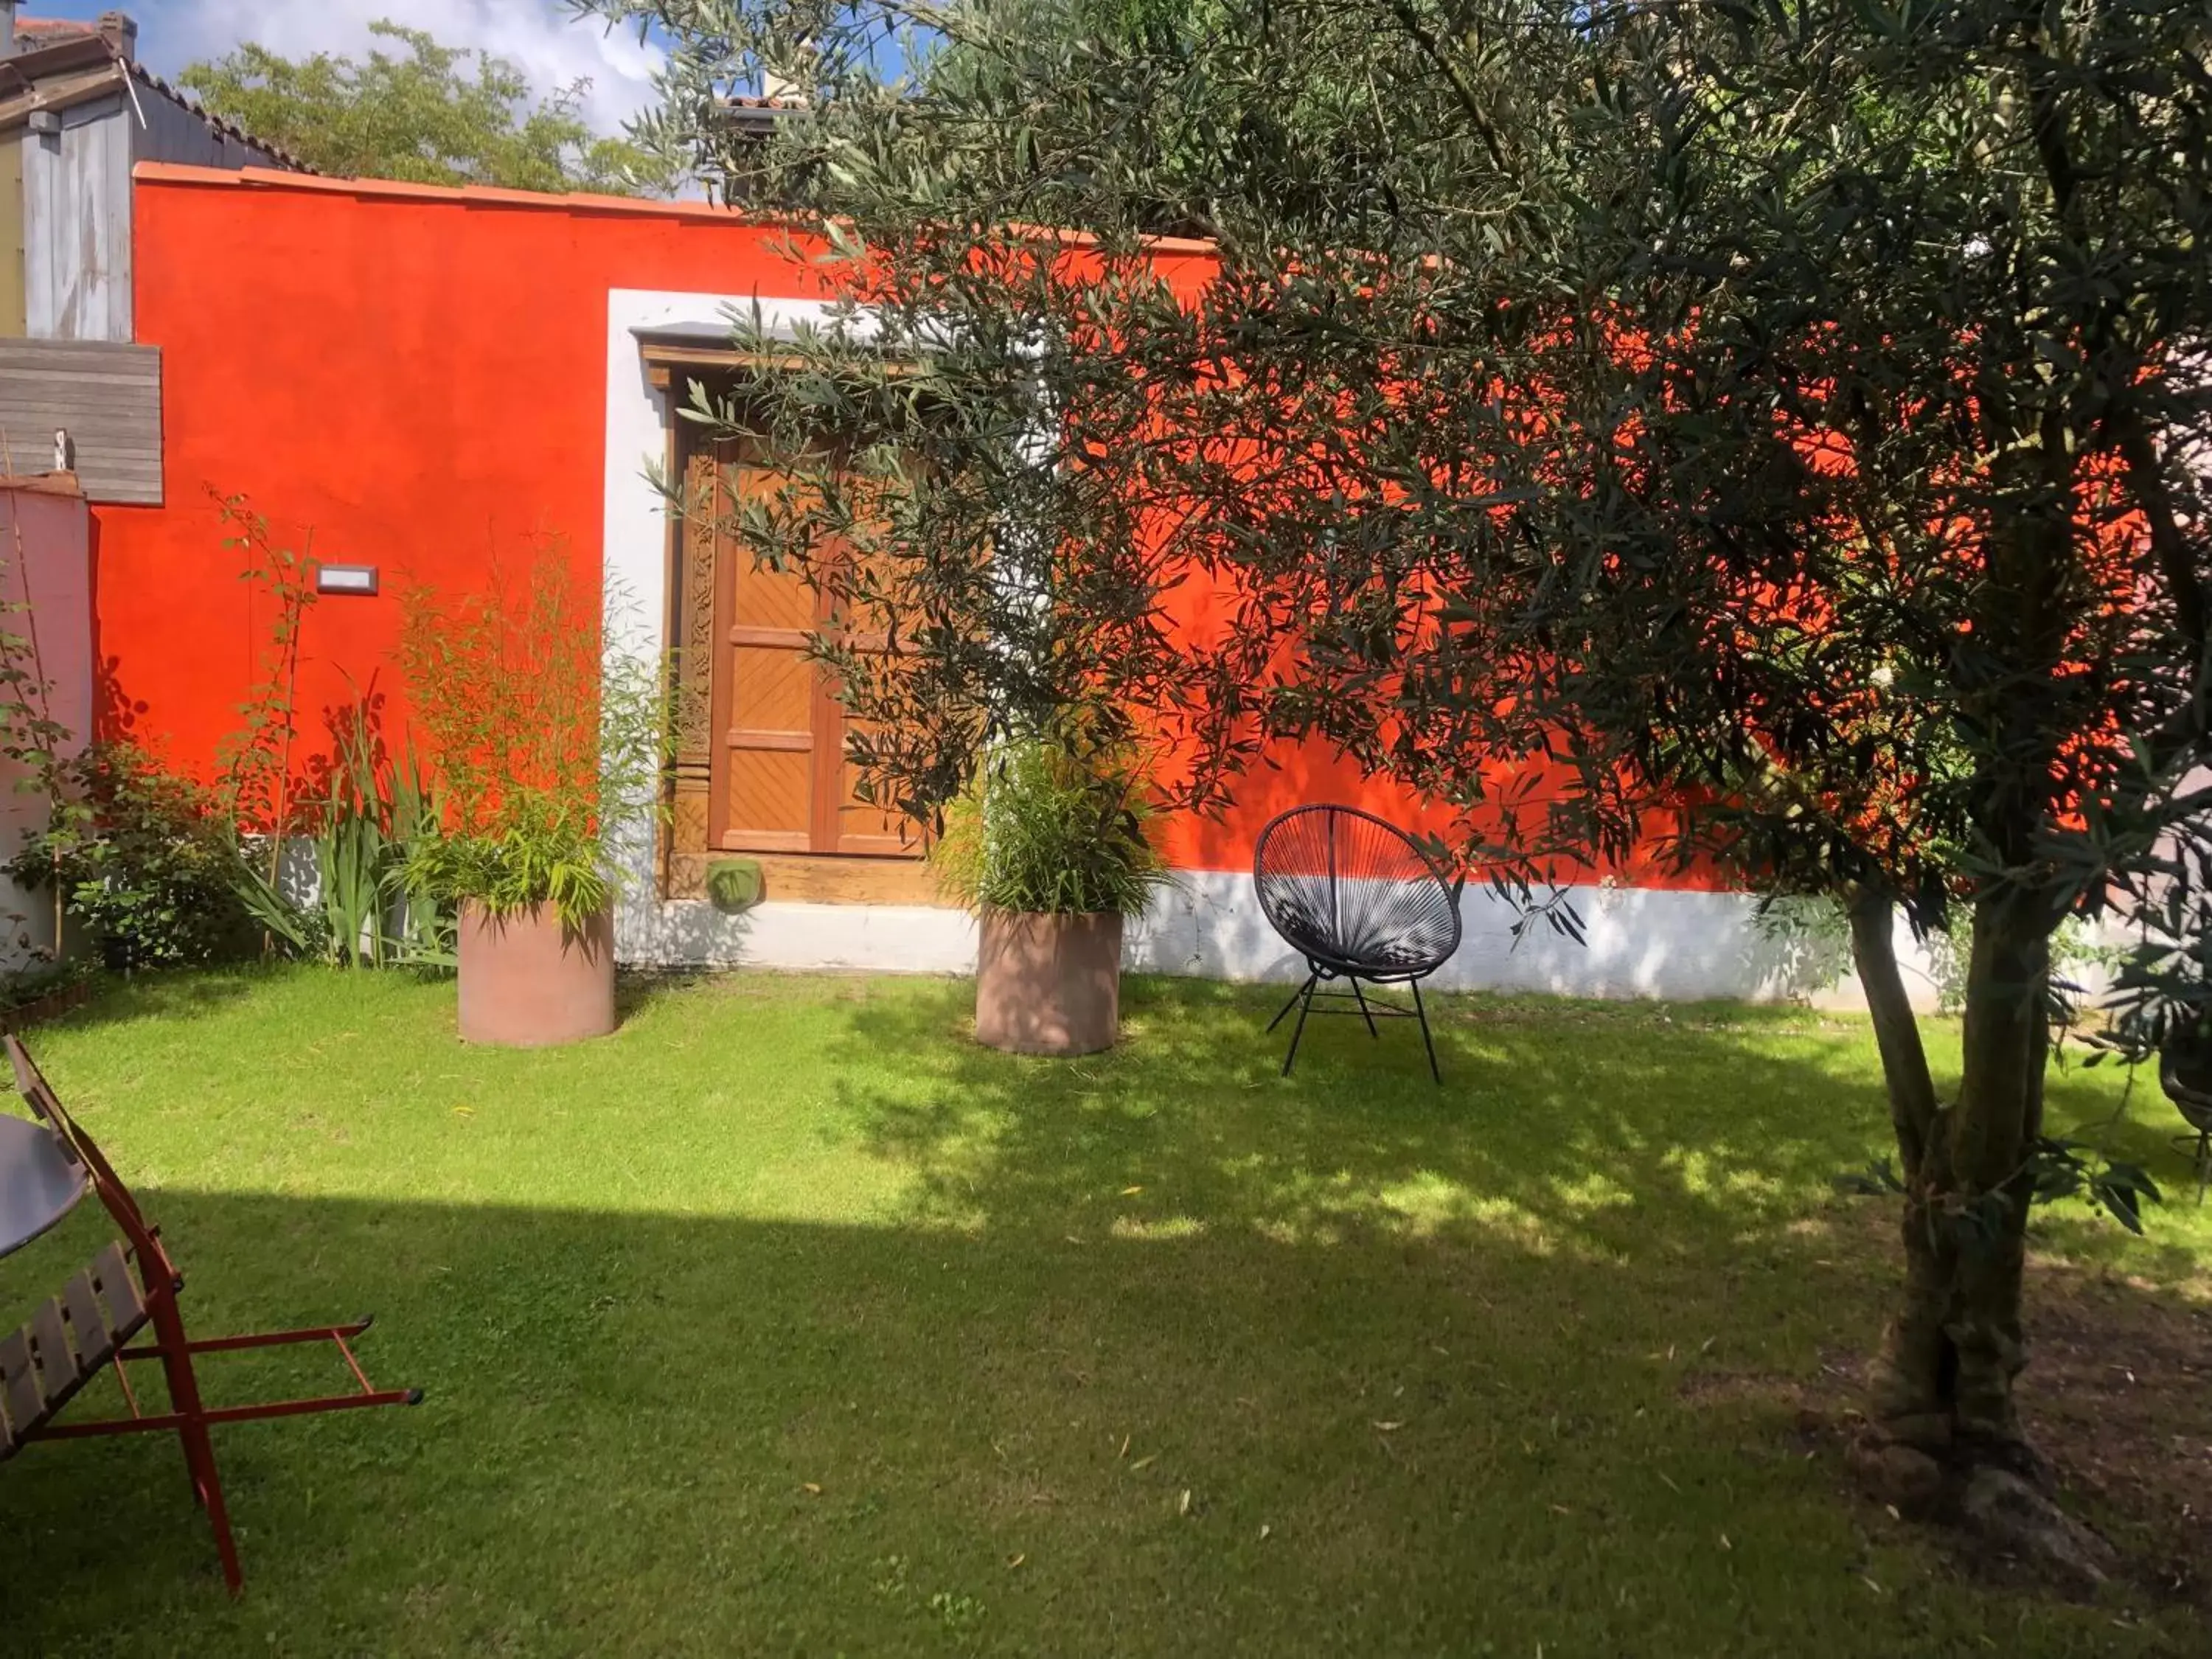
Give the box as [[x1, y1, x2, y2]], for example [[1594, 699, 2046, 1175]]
[[395, 560, 667, 1047], [935, 738, 1168, 1057]]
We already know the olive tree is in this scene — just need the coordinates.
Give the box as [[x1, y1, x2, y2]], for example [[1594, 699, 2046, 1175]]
[[185, 19, 676, 195], [585, 0, 2212, 1506]]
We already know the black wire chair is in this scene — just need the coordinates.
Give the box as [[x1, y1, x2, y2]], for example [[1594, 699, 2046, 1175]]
[[2158, 1036, 2212, 1205], [1253, 804, 1465, 1082]]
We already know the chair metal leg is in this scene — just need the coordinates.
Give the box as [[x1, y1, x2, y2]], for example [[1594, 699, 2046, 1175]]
[[183, 1413, 245, 1596], [1281, 977, 1319, 1077], [147, 1284, 246, 1595], [1266, 973, 1315, 1034], [1412, 979, 1441, 1084], [2176, 1130, 2211, 1206], [1350, 978, 1379, 1038]]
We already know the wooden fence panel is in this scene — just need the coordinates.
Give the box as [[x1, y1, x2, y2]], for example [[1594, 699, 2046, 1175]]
[[0, 338, 161, 504]]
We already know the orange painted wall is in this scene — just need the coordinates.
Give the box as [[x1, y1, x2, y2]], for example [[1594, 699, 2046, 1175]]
[[107, 168, 844, 785], [102, 167, 1726, 888]]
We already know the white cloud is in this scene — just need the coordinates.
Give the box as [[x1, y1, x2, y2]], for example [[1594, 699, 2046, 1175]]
[[140, 1, 666, 136]]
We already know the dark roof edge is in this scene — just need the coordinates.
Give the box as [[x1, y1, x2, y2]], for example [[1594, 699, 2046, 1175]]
[[0, 27, 313, 173], [128, 61, 316, 173]]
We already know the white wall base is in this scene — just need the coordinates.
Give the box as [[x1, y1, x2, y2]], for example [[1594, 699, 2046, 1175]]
[[618, 895, 978, 974], [1127, 870, 1948, 1008], [613, 868, 1952, 1011]]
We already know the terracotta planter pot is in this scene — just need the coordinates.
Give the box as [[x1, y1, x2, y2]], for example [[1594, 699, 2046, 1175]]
[[974, 908, 1122, 1057], [456, 901, 616, 1048]]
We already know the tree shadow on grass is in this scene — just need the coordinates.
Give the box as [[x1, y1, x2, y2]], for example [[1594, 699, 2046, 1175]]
[[810, 973, 2212, 1282], [0, 1183, 2196, 1658], [813, 974, 2212, 1626], [24, 966, 266, 1034], [829, 975, 1933, 1262], [0, 971, 2202, 1655]]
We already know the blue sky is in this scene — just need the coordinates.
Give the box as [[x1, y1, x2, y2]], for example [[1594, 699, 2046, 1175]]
[[28, 1, 669, 133]]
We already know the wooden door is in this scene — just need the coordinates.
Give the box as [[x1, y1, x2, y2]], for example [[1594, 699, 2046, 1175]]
[[693, 436, 916, 858], [827, 588, 909, 858]]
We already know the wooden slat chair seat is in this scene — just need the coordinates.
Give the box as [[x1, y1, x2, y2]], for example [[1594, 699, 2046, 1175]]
[[0, 1034, 422, 1594], [0, 1241, 147, 1460]]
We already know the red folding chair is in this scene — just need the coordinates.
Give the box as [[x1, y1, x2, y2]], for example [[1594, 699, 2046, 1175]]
[[0, 1034, 422, 1595]]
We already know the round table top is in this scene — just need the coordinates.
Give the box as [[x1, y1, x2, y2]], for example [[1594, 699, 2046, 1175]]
[[0, 1112, 87, 1260]]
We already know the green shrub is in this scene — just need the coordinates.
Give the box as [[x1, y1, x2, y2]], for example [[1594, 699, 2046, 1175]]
[[931, 740, 1168, 918], [403, 807, 611, 928], [231, 698, 454, 967], [10, 743, 258, 969], [1753, 893, 2115, 1012], [394, 555, 669, 929]]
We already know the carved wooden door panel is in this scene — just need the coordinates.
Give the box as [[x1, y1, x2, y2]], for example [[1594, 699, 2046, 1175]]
[[714, 445, 819, 852], [686, 434, 917, 858], [827, 588, 910, 857]]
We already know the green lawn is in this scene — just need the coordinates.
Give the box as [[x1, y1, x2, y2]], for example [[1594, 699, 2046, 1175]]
[[0, 968, 2205, 1655]]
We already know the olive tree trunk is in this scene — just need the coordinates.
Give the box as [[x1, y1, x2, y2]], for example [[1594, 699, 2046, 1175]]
[[1848, 887, 2050, 1465]]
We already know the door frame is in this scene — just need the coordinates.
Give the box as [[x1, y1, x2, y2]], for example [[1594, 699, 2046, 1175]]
[[660, 374, 919, 864]]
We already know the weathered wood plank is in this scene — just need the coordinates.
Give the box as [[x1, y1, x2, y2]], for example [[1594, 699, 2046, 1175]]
[[0, 1326, 42, 1433], [668, 851, 942, 906], [0, 339, 162, 504], [90, 1240, 144, 1332], [0, 1336, 26, 1451], [60, 1269, 115, 1374], [22, 93, 132, 344], [0, 340, 160, 363], [27, 1296, 74, 1397], [0, 371, 167, 391], [0, 389, 165, 406]]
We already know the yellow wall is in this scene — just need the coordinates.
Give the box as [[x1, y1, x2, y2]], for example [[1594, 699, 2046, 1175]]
[[0, 136, 23, 335]]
